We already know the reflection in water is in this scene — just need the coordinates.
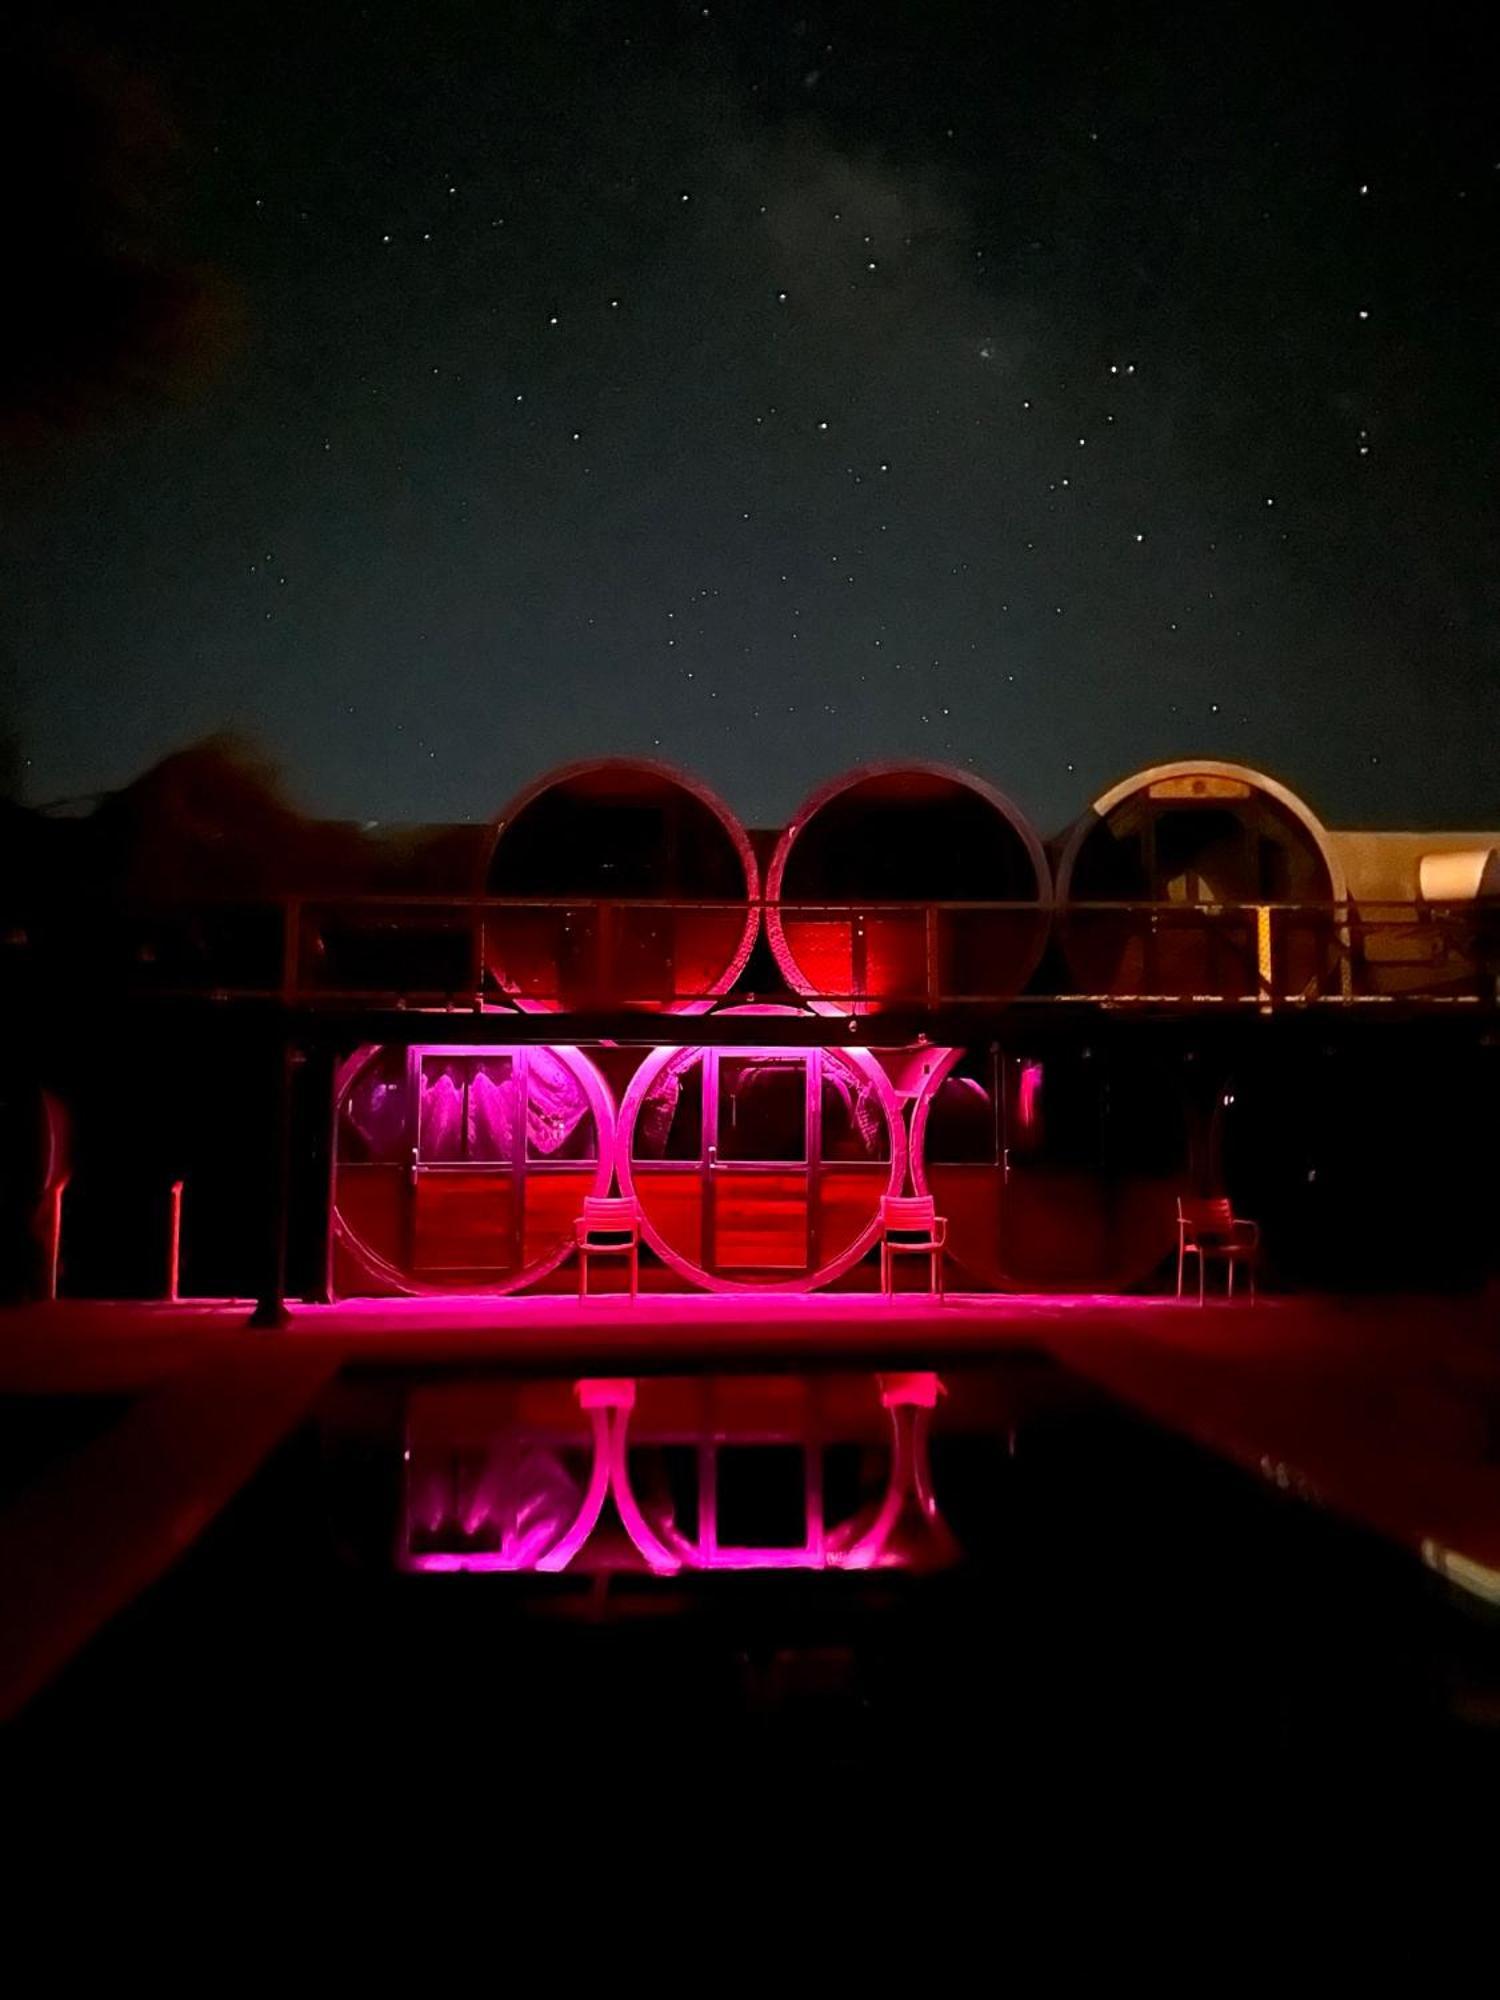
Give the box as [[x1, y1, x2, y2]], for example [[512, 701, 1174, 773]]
[[402, 1372, 953, 1575]]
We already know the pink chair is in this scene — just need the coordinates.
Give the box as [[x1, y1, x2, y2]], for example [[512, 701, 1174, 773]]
[[575, 1195, 641, 1300], [1176, 1196, 1259, 1303], [880, 1195, 948, 1301]]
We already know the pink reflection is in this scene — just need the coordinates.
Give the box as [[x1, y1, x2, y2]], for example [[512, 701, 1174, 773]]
[[403, 1372, 954, 1576]]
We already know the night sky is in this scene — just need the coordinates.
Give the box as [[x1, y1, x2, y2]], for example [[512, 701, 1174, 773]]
[[4, 2, 1498, 834]]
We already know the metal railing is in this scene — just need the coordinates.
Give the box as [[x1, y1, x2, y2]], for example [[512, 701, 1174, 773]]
[[16, 894, 1498, 1011]]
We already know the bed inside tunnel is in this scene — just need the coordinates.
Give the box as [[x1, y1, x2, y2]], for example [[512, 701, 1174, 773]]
[[1058, 765, 1343, 1000]]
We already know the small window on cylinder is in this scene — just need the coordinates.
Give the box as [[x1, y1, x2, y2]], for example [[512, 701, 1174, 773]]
[[418, 1055, 518, 1164], [637, 1056, 704, 1160], [340, 1047, 409, 1163], [820, 1068, 888, 1161], [718, 1056, 806, 1162], [523, 1049, 596, 1161]]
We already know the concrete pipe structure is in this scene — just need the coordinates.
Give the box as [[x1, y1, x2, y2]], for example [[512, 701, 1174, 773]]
[[481, 759, 760, 1012], [766, 763, 1052, 1015], [911, 1043, 1189, 1292], [614, 1007, 906, 1292], [331, 1041, 615, 1297], [1055, 760, 1346, 1000]]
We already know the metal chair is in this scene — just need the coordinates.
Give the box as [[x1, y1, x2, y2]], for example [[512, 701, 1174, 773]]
[[575, 1195, 641, 1300], [1176, 1195, 1259, 1303], [880, 1195, 948, 1301]]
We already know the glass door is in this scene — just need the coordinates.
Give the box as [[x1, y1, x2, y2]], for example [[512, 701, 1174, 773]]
[[706, 1050, 814, 1275], [408, 1049, 524, 1275]]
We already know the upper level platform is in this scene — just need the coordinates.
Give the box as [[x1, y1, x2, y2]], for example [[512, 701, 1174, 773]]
[[6, 753, 1496, 1024], [12, 892, 1497, 1023]]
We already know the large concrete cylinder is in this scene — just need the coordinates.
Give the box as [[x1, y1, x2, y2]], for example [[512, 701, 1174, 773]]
[[481, 760, 759, 1012], [1055, 761, 1345, 1000], [766, 764, 1051, 1015], [332, 1041, 615, 1296], [614, 1008, 906, 1292], [911, 1043, 1188, 1292]]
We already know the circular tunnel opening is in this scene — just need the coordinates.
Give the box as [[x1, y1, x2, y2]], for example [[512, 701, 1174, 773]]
[[767, 764, 1051, 1014], [481, 759, 759, 1012], [912, 1041, 1190, 1292], [1057, 763, 1343, 999], [332, 1041, 615, 1297], [615, 1011, 906, 1292]]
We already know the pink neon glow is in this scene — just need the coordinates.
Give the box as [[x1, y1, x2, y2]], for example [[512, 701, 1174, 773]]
[[611, 1007, 907, 1295], [1018, 1060, 1044, 1133], [764, 760, 1053, 1017], [331, 1040, 617, 1300], [403, 1372, 954, 1576]]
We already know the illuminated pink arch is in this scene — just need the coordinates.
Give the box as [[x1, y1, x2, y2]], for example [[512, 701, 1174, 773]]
[[404, 1373, 953, 1575], [612, 1005, 908, 1293], [479, 757, 760, 1014], [765, 761, 1052, 1016], [331, 1040, 616, 1298]]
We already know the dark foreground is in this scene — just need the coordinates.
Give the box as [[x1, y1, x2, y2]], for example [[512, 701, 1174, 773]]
[[8, 1358, 1497, 1881]]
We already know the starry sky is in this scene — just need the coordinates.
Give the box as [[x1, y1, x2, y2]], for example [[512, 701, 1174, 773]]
[[3, 1, 1498, 833]]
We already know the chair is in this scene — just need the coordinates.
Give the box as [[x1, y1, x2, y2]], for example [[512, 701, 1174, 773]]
[[1176, 1196, 1259, 1303], [880, 1195, 948, 1301], [575, 1195, 641, 1300]]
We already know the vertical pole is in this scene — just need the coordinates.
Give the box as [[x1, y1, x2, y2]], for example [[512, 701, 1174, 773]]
[[320, 1042, 339, 1305], [295, 1035, 338, 1306], [471, 893, 487, 1006], [597, 898, 615, 1009], [44, 1182, 65, 1302], [282, 898, 301, 1004], [250, 1032, 295, 1330], [1256, 903, 1274, 1012], [851, 914, 867, 1010], [167, 1179, 183, 1302]]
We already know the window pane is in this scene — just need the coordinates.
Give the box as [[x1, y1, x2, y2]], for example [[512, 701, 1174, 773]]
[[820, 1067, 888, 1161], [925, 1067, 999, 1164], [418, 1055, 516, 1164], [636, 1055, 704, 1160], [718, 1056, 806, 1162], [466, 1057, 518, 1161], [340, 1047, 409, 1162], [525, 1048, 596, 1161]]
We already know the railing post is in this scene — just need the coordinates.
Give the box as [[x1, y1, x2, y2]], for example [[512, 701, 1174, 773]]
[[282, 897, 301, 1004], [250, 1034, 296, 1330], [471, 895, 487, 1004], [597, 898, 615, 1008], [1255, 903, 1274, 1011], [43, 1181, 65, 1302], [167, 1179, 183, 1302], [851, 911, 868, 1009]]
